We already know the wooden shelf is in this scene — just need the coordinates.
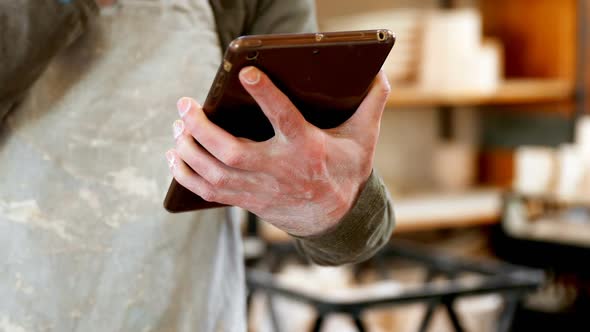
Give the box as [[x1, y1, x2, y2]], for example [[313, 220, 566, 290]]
[[387, 79, 574, 108], [512, 192, 590, 208], [509, 219, 590, 248], [393, 188, 503, 233], [258, 189, 504, 240]]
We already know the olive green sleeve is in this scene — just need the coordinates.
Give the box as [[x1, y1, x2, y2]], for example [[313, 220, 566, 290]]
[[293, 171, 395, 266], [0, 0, 98, 122]]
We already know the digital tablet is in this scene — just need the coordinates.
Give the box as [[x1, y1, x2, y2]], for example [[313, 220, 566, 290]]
[[164, 29, 396, 212]]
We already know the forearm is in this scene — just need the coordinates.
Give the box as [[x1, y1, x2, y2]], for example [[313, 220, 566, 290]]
[[0, 0, 98, 121], [293, 171, 395, 266]]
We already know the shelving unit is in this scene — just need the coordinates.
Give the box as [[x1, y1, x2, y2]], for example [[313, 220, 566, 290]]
[[247, 1, 589, 330], [384, 76, 575, 232], [315, 0, 586, 234], [310, 2, 590, 330]]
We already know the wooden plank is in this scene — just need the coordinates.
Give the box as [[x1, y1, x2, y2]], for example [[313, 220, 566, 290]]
[[391, 189, 503, 233], [479, 149, 514, 189], [259, 189, 503, 241], [387, 79, 573, 108], [481, 0, 577, 80]]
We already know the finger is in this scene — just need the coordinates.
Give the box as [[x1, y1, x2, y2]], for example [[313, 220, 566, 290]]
[[333, 70, 391, 142], [176, 133, 244, 190], [177, 97, 259, 170], [166, 149, 222, 203], [239, 67, 308, 140], [166, 149, 265, 207]]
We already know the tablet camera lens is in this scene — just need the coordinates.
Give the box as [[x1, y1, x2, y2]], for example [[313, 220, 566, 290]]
[[246, 51, 259, 61]]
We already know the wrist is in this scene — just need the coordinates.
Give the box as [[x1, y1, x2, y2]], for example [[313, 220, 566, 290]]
[[296, 174, 370, 238]]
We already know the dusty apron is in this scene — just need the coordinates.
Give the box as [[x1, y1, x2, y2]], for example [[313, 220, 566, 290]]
[[0, 1, 245, 331]]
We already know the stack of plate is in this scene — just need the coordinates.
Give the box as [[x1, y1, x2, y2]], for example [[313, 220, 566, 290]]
[[320, 9, 423, 84]]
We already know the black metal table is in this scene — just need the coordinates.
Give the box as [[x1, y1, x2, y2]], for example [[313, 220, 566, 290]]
[[246, 240, 544, 332]]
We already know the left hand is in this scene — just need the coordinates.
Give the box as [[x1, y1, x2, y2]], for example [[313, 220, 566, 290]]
[[166, 67, 390, 237]]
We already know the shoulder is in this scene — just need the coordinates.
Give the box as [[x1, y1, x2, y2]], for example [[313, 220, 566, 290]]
[[209, 0, 317, 50]]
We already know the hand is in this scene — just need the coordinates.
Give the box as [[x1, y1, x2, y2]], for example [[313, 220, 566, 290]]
[[166, 67, 390, 237]]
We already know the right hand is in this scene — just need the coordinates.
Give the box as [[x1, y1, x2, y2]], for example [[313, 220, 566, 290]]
[[166, 68, 391, 237]]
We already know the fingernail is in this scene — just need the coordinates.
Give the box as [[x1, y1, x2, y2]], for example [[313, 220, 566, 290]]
[[240, 67, 260, 85], [177, 97, 191, 117], [165, 150, 176, 170], [173, 120, 184, 139]]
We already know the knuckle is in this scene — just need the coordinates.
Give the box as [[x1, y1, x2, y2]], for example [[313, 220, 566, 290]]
[[277, 110, 296, 128], [378, 76, 392, 97], [276, 112, 303, 138], [221, 146, 245, 168], [209, 169, 229, 188], [199, 187, 218, 202], [275, 97, 294, 113], [381, 83, 392, 97], [383, 83, 392, 96]]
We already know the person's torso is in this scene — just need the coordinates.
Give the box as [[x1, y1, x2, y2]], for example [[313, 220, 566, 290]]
[[0, 1, 246, 331]]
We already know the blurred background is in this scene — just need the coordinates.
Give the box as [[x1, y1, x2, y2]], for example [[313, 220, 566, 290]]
[[245, 0, 590, 331]]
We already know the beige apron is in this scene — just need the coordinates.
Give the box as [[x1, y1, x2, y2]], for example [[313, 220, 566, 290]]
[[0, 1, 245, 331]]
